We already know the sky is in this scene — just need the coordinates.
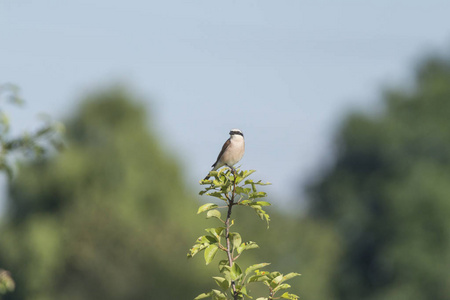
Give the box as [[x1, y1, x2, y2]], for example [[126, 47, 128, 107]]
[[1, 0, 450, 207]]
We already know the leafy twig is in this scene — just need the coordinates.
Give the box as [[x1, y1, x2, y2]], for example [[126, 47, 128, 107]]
[[189, 168, 300, 300]]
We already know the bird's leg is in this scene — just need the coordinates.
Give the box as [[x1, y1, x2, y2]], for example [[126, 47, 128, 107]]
[[228, 165, 236, 178]]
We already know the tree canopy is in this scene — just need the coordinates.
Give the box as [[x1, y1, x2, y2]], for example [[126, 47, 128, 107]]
[[308, 54, 450, 300]]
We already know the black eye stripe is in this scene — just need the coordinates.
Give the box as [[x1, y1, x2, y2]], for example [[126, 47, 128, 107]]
[[230, 131, 243, 136]]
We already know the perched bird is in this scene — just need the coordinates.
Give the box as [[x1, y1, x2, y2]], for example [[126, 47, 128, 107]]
[[204, 129, 245, 180]]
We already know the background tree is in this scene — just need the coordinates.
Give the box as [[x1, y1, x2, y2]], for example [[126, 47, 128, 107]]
[[0, 83, 63, 297], [0, 88, 212, 300], [307, 53, 450, 300]]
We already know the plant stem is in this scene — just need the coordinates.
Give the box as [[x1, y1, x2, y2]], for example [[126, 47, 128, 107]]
[[225, 168, 238, 300], [269, 289, 274, 300]]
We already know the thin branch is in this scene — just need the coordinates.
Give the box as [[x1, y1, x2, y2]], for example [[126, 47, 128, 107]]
[[218, 243, 227, 251], [269, 288, 274, 300], [225, 167, 238, 300]]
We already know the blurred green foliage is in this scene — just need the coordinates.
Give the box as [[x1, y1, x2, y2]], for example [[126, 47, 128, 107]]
[[2, 51, 449, 300], [0, 270, 14, 295], [0, 83, 63, 297], [0, 88, 211, 300], [308, 54, 450, 300]]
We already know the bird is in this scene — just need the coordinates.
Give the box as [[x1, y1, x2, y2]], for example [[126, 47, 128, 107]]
[[204, 129, 245, 180]]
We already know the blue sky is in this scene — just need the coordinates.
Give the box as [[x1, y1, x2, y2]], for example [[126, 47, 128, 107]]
[[1, 0, 450, 205]]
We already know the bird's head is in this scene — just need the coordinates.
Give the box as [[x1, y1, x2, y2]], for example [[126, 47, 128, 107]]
[[229, 129, 244, 137]]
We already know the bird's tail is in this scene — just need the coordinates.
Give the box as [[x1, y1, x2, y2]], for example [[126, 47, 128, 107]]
[[203, 170, 211, 180], [203, 167, 216, 180], [203, 170, 214, 180]]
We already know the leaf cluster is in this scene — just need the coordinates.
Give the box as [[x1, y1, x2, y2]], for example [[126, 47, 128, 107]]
[[194, 265, 300, 300], [189, 168, 299, 300], [199, 169, 271, 227], [0, 84, 64, 178]]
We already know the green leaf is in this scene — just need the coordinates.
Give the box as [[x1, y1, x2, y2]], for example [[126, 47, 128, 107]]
[[213, 276, 229, 291], [248, 274, 270, 283], [206, 191, 228, 201], [253, 207, 268, 221], [241, 169, 256, 179], [211, 289, 227, 300], [204, 235, 218, 243], [218, 260, 230, 273], [236, 241, 259, 254], [187, 245, 200, 258], [251, 206, 271, 228], [239, 200, 253, 206], [222, 269, 232, 284], [235, 186, 251, 195], [187, 233, 220, 258], [187, 240, 211, 258], [197, 203, 219, 214], [269, 272, 282, 279], [230, 263, 243, 281], [230, 232, 242, 250], [248, 192, 267, 199], [194, 291, 213, 299], [252, 204, 262, 211], [213, 179, 225, 186], [270, 274, 284, 288], [255, 201, 271, 206], [281, 272, 301, 283], [281, 292, 299, 300], [218, 260, 233, 284], [264, 213, 270, 228], [205, 227, 225, 240], [204, 170, 219, 178], [273, 283, 291, 293], [253, 180, 271, 186], [195, 234, 217, 245], [206, 209, 222, 220], [237, 285, 250, 298], [204, 244, 219, 265], [245, 263, 270, 276]]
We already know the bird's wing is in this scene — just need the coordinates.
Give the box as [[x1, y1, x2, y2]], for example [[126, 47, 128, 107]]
[[212, 138, 231, 168]]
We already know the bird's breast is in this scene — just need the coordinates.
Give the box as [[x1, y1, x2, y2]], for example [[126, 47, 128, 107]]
[[223, 138, 245, 165]]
